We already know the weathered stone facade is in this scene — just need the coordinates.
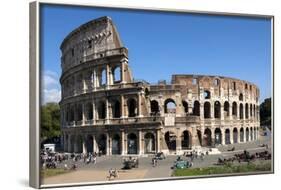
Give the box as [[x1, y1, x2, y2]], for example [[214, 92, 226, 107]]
[[59, 17, 260, 155]]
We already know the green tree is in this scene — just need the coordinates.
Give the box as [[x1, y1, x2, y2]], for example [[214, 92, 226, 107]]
[[260, 97, 271, 128], [41, 102, 61, 142]]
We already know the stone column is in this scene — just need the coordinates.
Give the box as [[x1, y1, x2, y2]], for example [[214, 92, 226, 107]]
[[221, 130, 225, 145], [210, 101, 214, 119], [82, 72, 86, 93], [156, 129, 161, 153], [237, 104, 240, 120], [82, 103, 85, 125], [121, 130, 125, 155], [138, 130, 143, 155], [92, 135, 96, 153], [108, 133, 112, 155], [244, 129, 247, 142], [93, 69, 97, 89], [120, 95, 125, 118], [176, 129, 182, 154], [105, 99, 109, 124], [237, 129, 241, 143], [229, 104, 233, 120], [191, 127, 199, 147], [137, 93, 143, 117], [106, 64, 110, 87], [92, 101, 96, 124], [200, 103, 204, 120], [82, 137, 86, 154], [220, 104, 224, 120], [230, 129, 233, 144], [105, 133, 110, 155], [121, 61, 125, 83]]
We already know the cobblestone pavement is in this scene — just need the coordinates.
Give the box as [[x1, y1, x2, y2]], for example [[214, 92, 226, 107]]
[[42, 132, 272, 185]]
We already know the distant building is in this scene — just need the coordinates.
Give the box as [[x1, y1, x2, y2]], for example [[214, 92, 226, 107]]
[[59, 17, 260, 155]]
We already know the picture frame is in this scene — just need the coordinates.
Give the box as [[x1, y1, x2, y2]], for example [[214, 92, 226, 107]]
[[29, 1, 274, 188]]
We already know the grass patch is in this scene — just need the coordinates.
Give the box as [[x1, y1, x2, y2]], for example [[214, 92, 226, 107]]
[[173, 162, 271, 177], [41, 168, 70, 178]]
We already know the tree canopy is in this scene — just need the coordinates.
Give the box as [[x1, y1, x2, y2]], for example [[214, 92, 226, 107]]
[[260, 97, 271, 128], [41, 103, 61, 142]]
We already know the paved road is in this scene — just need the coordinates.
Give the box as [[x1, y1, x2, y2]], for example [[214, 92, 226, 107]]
[[43, 132, 272, 185]]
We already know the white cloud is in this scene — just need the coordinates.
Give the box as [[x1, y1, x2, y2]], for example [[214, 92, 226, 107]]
[[41, 70, 61, 104], [42, 88, 61, 104]]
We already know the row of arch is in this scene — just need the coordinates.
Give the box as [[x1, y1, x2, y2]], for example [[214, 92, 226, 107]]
[[62, 64, 124, 97], [64, 97, 138, 123], [151, 99, 259, 119], [64, 132, 156, 154], [63, 126, 259, 154], [164, 126, 259, 151]]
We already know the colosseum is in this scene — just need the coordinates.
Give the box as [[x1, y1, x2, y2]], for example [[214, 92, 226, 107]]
[[59, 16, 260, 155]]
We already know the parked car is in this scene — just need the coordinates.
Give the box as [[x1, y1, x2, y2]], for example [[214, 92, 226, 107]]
[[123, 157, 139, 169], [172, 160, 193, 169]]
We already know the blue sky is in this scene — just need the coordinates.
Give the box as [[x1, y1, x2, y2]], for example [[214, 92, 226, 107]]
[[40, 4, 272, 104]]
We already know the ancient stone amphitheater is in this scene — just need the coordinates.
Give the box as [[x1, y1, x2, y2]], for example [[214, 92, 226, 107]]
[[59, 16, 260, 155]]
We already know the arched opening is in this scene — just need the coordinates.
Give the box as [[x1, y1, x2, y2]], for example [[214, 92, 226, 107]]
[[203, 128, 212, 146], [145, 88, 149, 97], [232, 102, 237, 117], [127, 98, 137, 117], [246, 128, 249, 142], [250, 104, 253, 118], [150, 100, 160, 115], [224, 101, 230, 117], [182, 101, 188, 114], [86, 135, 93, 153], [225, 129, 231, 144], [233, 128, 238, 143], [204, 90, 211, 99], [77, 104, 83, 121], [181, 130, 191, 150], [112, 100, 121, 118], [76, 74, 83, 91], [98, 134, 107, 155], [85, 103, 93, 120], [193, 101, 200, 116], [239, 103, 244, 119], [70, 135, 75, 152], [254, 128, 257, 140], [214, 128, 222, 145], [70, 106, 75, 122], [239, 93, 243, 101], [76, 135, 83, 153], [165, 131, 176, 151], [253, 105, 256, 118], [197, 130, 202, 146], [204, 102, 211, 118], [214, 78, 220, 86], [144, 133, 155, 153], [113, 66, 121, 83], [127, 133, 138, 154], [98, 101, 106, 119], [164, 99, 176, 114], [245, 103, 249, 119], [240, 128, 244, 142], [112, 134, 121, 155], [214, 101, 221, 118], [100, 69, 106, 86]]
